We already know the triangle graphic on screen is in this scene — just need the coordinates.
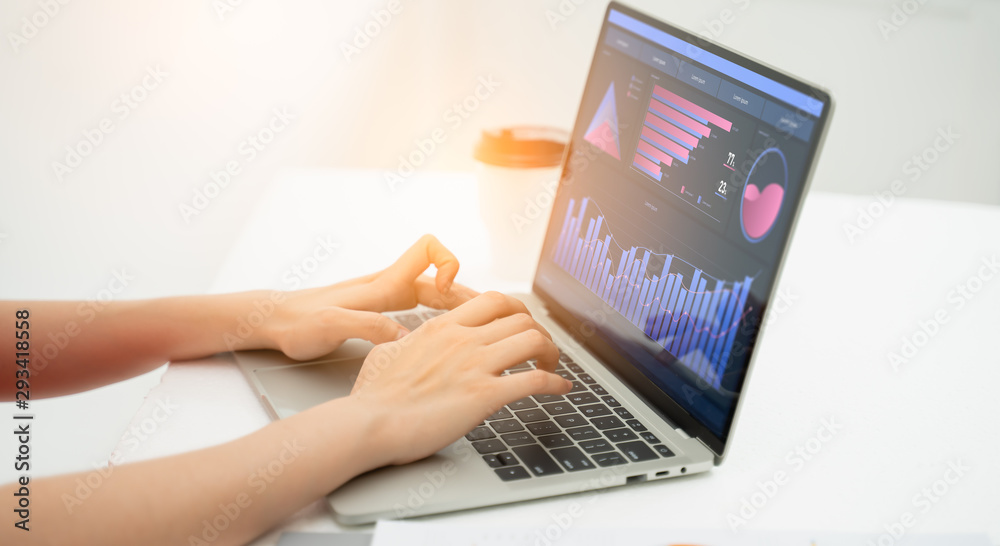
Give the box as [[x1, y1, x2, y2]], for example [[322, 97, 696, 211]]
[[584, 82, 621, 159]]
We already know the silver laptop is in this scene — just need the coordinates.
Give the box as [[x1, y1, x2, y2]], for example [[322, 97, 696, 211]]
[[235, 2, 833, 525]]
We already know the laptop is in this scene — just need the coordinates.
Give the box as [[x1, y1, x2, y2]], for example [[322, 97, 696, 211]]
[[235, 2, 833, 524]]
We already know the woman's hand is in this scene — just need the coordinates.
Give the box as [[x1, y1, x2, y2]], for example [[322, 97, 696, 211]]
[[268, 235, 479, 360], [347, 291, 573, 467]]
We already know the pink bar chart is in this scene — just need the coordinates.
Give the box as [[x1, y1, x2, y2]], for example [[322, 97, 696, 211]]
[[631, 85, 733, 182]]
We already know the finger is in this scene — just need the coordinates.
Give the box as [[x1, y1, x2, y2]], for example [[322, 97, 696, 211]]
[[493, 370, 573, 403], [329, 308, 407, 345], [391, 234, 460, 294], [447, 291, 531, 327], [474, 313, 552, 346], [414, 277, 479, 310], [481, 328, 559, 374]]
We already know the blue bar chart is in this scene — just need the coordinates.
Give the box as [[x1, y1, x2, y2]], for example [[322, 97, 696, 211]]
[[553, 197, 753, 388]]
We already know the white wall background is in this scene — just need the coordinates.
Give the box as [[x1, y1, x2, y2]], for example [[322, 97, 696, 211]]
[[0, 0, 998, 477], [2, 0, 998, 300]]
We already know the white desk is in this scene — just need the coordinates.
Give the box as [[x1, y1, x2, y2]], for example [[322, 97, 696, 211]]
[[114, 169, 1000, 544]]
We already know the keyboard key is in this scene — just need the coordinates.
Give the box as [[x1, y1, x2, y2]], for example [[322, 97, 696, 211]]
[[514, 409, 548, 423], [554, 414, 587, 428], [482, 454, 502, 468], [472, 439, 506, 454], [613, 407, 634, 419], [556, 370, 575, 380], [487, 408, 512, 420], [579, 438, 615, 454], [640, 432, 660, 444], [513, 445, 564, 476], [508, 398, 537, 411], [591, 384, 608, 396], [509, 362, 533, 371], [568, 363, 584, 374], [592, 451, 627, 466], [500, 432, 536, 447], [498, 452, 518, 466], [566, 426, 601, 441], [526, 421, 560, 436], [626, 420, 647, 432], [495, 466, 531, 481], [617, 440, 659, 462], [559, 352, 573, 363], [538, 433, 574, 449], [489, 419, 524, 433], [395, 314, 425, 331], [419, 308, 446, 320], [465, 426, 496, 441], [567, 392, 599, 405], [569, 381, 588, 393], [601, 396, 621, 407], [550, 447, 595, 472], [653, 444, 675, 457], [578, 373, 596, 384], [533, 394, 564, 403], [578, 404, 612, 418], [591, 416, 625, 430], [541, 402, 575, 415], [604, 428, 638, 442], [507, 368, 532, 374]]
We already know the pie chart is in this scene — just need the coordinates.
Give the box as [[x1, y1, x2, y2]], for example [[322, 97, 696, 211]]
[[740, 147, 787, 243]]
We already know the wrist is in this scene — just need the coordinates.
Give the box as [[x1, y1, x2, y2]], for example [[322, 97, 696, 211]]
[[215, 290, 287, 352], [339, 393, 400, 472]]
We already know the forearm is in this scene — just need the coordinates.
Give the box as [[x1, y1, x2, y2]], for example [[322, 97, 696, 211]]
[[3, 396, 380, 546], [2, 294, 281, 399]]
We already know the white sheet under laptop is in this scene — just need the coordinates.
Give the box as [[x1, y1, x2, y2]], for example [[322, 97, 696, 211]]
[[235, 1, 833, 524]]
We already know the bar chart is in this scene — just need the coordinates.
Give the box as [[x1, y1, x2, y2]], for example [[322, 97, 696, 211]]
[[631, 84, 733, 182], [553, 197, 753, 388]]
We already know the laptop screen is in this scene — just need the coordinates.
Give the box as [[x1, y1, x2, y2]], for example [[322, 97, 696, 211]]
[[533, 2, 832, 458]]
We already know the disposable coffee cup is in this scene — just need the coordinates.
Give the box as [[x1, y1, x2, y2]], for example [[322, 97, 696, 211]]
[[474, 126, 568, 281]]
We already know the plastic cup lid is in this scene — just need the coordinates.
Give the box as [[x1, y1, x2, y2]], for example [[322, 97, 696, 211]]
[[474, 126, 568, 168]]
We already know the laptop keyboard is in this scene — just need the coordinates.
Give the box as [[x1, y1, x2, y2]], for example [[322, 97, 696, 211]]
[[393, 308, 676, 482]]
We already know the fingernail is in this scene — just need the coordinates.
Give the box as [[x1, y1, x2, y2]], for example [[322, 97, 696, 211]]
[[395, 328, 409, 341]]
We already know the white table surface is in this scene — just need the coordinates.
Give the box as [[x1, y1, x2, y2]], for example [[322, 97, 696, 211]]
[[113, 169, 1000, 544]]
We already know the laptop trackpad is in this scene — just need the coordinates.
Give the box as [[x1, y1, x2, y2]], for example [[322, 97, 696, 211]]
[[254, 357, 365, 419]]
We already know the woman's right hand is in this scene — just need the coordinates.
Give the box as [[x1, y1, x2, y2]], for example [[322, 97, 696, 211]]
[[348, 291, 572, 467]]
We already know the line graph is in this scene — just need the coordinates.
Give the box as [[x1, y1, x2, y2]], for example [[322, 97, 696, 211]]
[[553, 197, 753, 387]]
